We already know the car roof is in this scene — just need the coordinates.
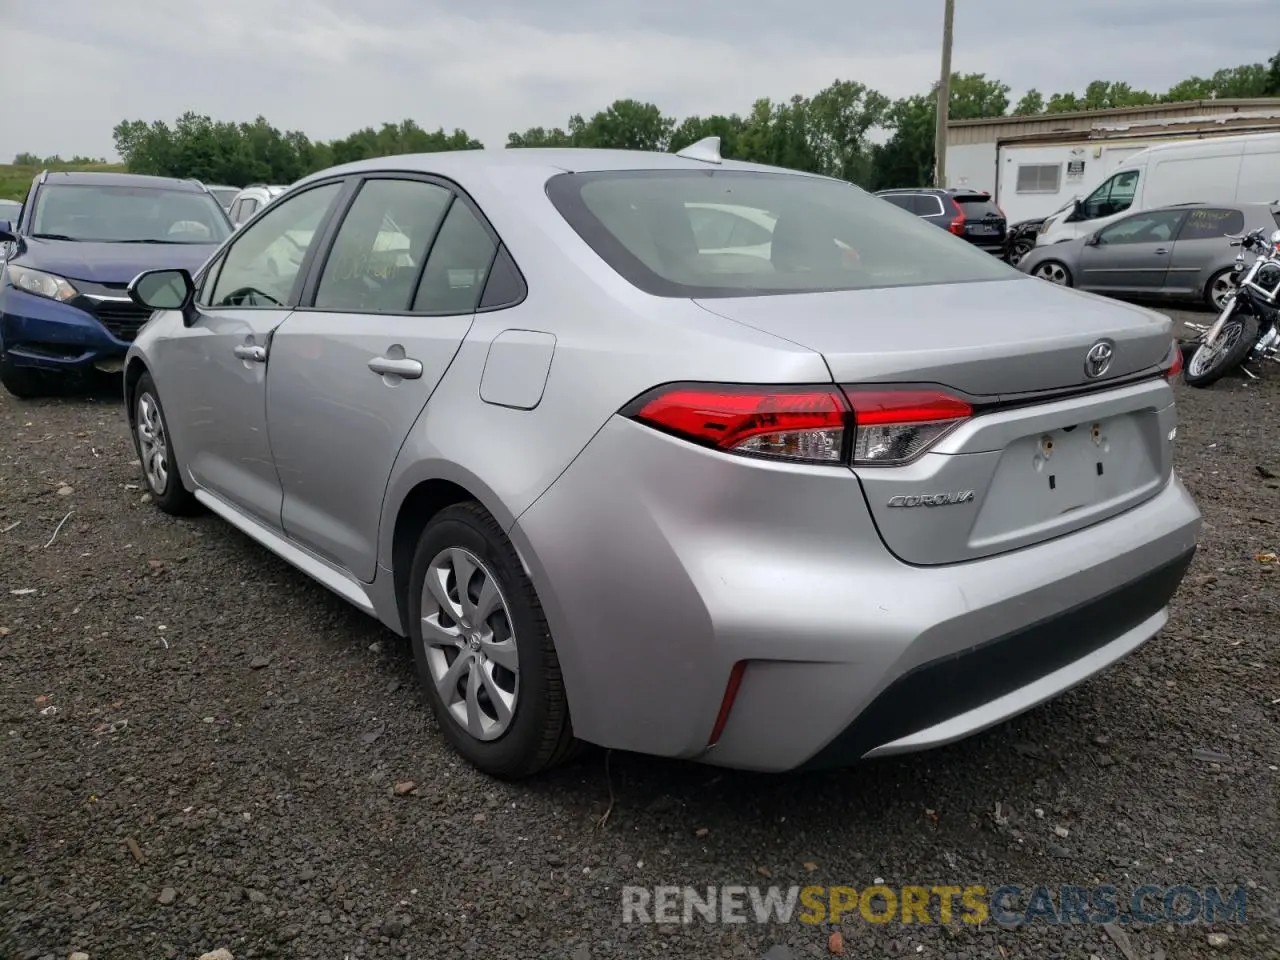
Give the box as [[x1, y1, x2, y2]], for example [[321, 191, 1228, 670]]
[[38, 170, 209, 192], [292, 148, 837, 191]]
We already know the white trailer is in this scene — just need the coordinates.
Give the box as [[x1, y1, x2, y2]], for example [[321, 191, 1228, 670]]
[[944, 100, 1280, 226]]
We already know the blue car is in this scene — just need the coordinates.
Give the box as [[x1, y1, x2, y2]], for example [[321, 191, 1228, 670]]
[[0, 171, 233, 397]]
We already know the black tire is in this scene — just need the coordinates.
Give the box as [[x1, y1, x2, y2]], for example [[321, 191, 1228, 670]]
[[1007, 237, 1035, 267], [1184, 312, 1259, 388], [408, 502, 579, 779], [129, 372, 199, 515], [1203, 268, 1237, 312], [0, 353, 49, 399]]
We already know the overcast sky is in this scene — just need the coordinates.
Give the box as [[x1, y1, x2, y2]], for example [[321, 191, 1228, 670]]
[[4, 0, 1277, 160]]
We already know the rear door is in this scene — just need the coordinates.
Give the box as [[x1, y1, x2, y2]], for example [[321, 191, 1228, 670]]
[[1165, 207, 1245, 298], [266, 174, 504, 580], [1076, 208, 1186, 294]]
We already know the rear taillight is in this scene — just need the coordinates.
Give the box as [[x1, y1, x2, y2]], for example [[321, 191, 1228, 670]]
[[623, 384, 973, 466], [843, 388, 973, 465], [626, 384, 849, 463], [948, 207, 967, 235], [1162, 339, 1184, 380]]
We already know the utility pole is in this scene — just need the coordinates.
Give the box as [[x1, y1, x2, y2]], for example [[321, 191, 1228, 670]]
[[934, 0, 955, 187]]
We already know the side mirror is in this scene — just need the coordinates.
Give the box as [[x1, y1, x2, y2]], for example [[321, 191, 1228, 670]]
[[1085, 233, 1101, 247], [0, 221, 14, 244], [128, 268, 196, 325]]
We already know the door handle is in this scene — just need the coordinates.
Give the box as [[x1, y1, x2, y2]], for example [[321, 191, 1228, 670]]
[[233, 344, 267, 362], [1153, 248, 1169, 255], [368, 356, 423, 379]]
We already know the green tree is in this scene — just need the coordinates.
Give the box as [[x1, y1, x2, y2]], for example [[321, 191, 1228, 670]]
[[668, 114, 746, 157], [1012, 89, 1045, 116], [947, 73, 1010, 120], [806, 79, 890, 183]]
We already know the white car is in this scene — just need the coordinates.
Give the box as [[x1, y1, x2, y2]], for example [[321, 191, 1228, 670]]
[[228, 184, 288, 228]]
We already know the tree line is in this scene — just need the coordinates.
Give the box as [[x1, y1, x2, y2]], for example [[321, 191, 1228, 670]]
[[17, 50, 1280, 193]]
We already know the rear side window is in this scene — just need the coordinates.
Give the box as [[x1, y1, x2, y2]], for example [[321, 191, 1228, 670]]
[[879, 194, 915, 212], [1175, 207, 1245, 241], [411, 200, 497, 313], [954, 196, 1002, 219], [547, 170, 1017, 298], [912, 194, 946, 217]]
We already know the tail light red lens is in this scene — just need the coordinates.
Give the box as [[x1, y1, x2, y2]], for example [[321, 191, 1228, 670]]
[[627, 385, 849, 463], [842, 388, 973, 464], [948, 208, 967, 235], [624, 384, 973, 466]]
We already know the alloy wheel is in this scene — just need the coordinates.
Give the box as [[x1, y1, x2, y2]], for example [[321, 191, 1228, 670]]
[[420, 547, 519, 741], [1033, 262, 1069, 285], [1209, 273, 1236, 312], [135, 392, 170, 495]]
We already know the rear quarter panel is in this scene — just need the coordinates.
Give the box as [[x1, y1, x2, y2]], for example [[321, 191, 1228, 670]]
[[376, 164, 831, 567]]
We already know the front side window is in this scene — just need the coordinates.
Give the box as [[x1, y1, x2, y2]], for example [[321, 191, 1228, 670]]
[[547, 170, 1018, 298], [206, 182, 342, 308], [1081, 170, 1140, 220], [30, 184, 232, 244], [314, 178, 453, 313], [1176, 207, 1245, 241], [1096, 209, 1184, 245]]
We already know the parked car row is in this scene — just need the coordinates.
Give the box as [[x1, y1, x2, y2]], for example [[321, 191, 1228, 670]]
[[1018, 201, 1280, 310], [2, 144, 1201, 782]]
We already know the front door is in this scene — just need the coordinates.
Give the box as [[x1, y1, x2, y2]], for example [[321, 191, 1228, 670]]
[[160, 180, 346, 528], [267, 176, 502, 580], [1076, 208, 1186, 295]]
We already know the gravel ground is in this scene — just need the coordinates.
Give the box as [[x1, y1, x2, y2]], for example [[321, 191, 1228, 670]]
[[2, 309, 1278, 960]]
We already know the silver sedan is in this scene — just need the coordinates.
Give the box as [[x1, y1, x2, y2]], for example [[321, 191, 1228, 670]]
[[120, 144, 1200, 779], [1020, 202, 1280, 311]]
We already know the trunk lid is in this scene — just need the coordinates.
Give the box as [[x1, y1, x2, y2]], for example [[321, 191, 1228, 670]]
[[694, 276, 1171, 395], [695, 277, 1178, 565]]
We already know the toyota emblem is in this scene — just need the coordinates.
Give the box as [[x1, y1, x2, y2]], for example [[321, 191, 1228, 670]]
[[1084, 340, 1114, 379]]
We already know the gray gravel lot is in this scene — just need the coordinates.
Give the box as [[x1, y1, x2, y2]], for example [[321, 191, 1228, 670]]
[[1, 308, 1278, 960]]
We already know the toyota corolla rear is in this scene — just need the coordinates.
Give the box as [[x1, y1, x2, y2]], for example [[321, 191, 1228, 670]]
[[507, 163, 1201, 773]]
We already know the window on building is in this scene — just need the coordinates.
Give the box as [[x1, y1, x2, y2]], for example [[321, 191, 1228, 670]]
[[1016, 164, 1062, 195]]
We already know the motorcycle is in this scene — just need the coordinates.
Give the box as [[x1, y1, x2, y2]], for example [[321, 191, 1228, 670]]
[[1181, 227, 1280, 388]]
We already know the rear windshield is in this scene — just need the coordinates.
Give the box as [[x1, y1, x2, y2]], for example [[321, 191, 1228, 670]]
[[954, 196, 1002, 219], [546, 170, 1019, 298]]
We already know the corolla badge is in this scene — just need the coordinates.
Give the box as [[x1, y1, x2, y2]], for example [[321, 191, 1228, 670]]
[[886, 491, 975, 508], [1084, 340, 1114, 379]]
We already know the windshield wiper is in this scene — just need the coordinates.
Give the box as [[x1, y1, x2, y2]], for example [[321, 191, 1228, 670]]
[[30, 233, 79, 241]]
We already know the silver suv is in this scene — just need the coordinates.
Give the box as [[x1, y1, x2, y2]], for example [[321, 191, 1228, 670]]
[[227, 183, 287, 227]]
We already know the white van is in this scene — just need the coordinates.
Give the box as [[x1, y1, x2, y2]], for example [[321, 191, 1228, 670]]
[[1035, 132, 1280, 246]]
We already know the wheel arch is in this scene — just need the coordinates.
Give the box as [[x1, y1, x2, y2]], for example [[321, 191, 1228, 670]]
[[123, 356, 149, 426], [383, 464, 523, 638]]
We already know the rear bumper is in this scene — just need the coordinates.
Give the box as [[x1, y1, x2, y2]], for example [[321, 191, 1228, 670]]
[[0, 287, 130, 371], [798, 547, 1192, 770], [511, 416, 1201, 772]]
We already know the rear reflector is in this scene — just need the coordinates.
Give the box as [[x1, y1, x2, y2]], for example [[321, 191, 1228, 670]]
[[624, 383, 975, 465], [626, 385, 848, 463], [707, 661, 747, 747], [842, 388, 973, 465], [1162, 339, 1184, 380]]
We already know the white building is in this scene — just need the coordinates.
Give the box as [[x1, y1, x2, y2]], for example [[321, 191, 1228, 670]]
[[944, 98, 1280, 225]]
